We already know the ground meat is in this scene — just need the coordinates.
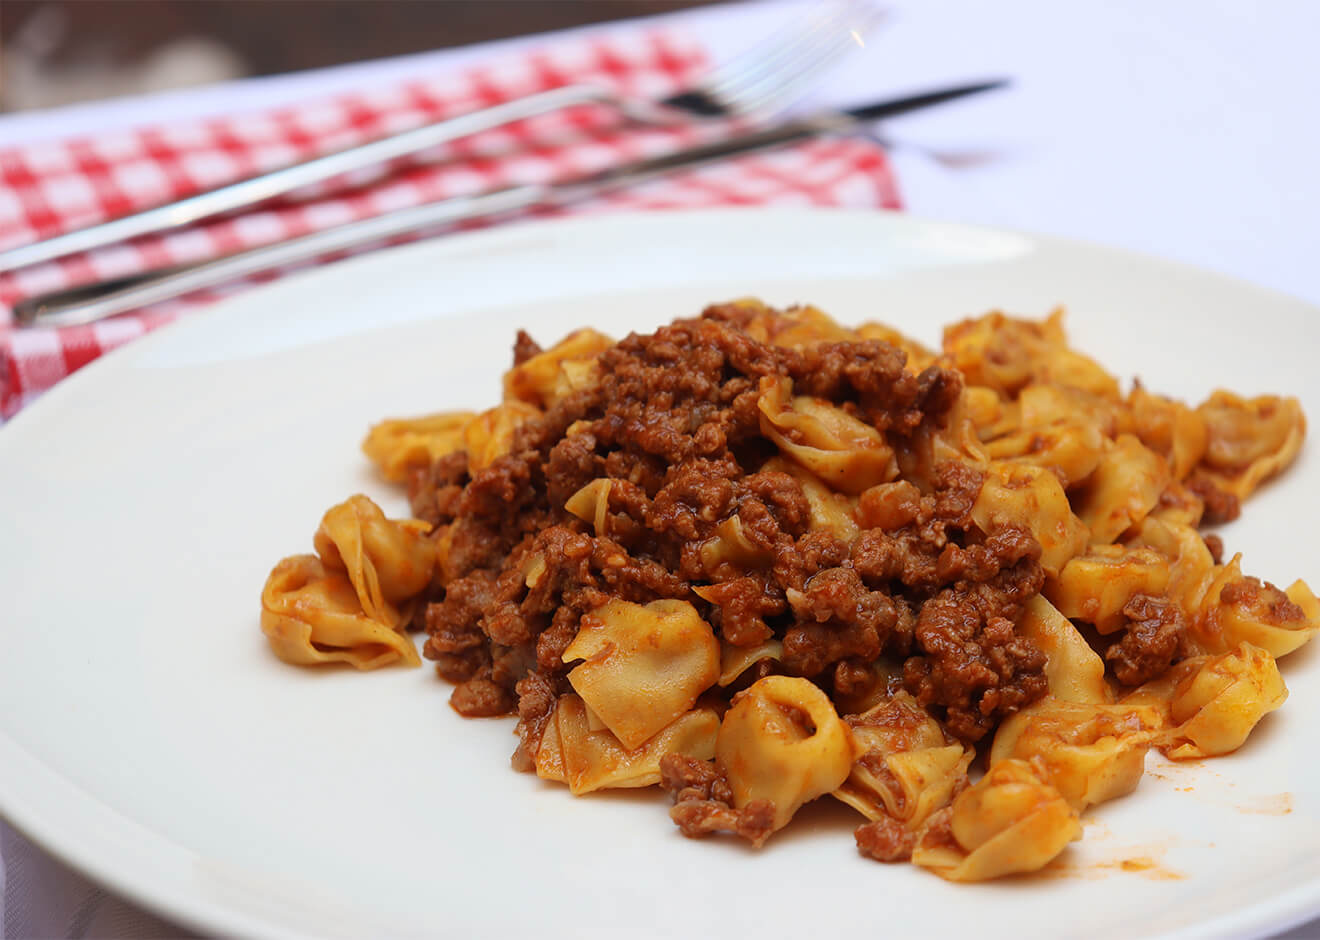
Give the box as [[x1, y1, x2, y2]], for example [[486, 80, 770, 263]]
[[781, 567, 896, 675], [1105, 594, 1185, 686], [1187, 473, 1242, 524], [408, 451, 470, 527], [832, 658, 882, 702], [659, 755, 776, 847], [510, 672, 562, 773], [512, 329, 543, 366], [855, 817, 917, 862], [902, 556, 1049, 742], [450, 677, 516, 717], [534, 606, 580, 672], [418, 305, 1047, 762], [544, 433, 602, 509], [1219, 576, 1307, 624], [1203, 533, 1225, 565], [425, 573, 496, 657], [849, 464, 991, 594], [698, 575, 784, 646], [659, 753, 734, 804], [432, 651, 488, 685]]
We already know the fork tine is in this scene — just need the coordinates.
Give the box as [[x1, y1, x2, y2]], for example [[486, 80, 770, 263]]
[[718, 4, 887, 116], [699, 2, 884, 116], [697, 4, 853, 99]]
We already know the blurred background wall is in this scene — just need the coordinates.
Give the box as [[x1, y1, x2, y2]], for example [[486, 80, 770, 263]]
[[0, 0, 723, 111]]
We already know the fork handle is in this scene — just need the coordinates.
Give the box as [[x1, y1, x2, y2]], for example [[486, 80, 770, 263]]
[[0, 84, 615, 274], [14, 78, 1015, 328], [15, 124, 828, 327], [13, 108, 862, 327], [14, 184, 548, 327]]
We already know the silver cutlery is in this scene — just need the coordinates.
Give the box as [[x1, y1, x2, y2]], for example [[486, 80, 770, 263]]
[[0, 1, 882, 275], [14, 80, 1008, 328]]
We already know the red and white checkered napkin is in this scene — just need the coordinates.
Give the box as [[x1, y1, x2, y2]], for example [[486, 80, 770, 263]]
[[0, 28, 901, 420]]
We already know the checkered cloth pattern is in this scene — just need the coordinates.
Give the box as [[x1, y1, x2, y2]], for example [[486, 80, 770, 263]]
[[0, 28, 901, 421]]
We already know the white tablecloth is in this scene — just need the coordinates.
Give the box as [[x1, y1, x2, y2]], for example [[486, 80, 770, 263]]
[[3, 1, 1319, 936]]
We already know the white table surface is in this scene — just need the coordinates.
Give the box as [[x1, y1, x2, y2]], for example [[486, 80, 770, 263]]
[[3, 1, 1318, 936]]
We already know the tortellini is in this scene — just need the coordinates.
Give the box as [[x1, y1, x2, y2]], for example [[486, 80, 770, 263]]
[[313, 494, 436, 625], [462, 401, 541, 473], [911, 758, 1081, 882], [536, 694, 719, 795], [1118, 523, 1320, 660], [754, 304, 861, 348], [971, 463, 1089, 577], [361, 401, 545, 484], [982, 418, 1106, 489], [1147, 479, 1206, 528], [1194, 391, 1305, 498], [962, 386, 1019, 441], [1016, 596, 1111, 704], [261, 555, 422, 669], [1016, 383, 1121, 437], [980, 384, 1111, 487], [757, 377, 899, 494], [562, 599, 720, 750], [1047, 544, 1172, 634], [261, 495, 435, 669], [942, 309, 1119, 400], [1073, 434, 1170, 545], [834, 693, 972, 831], [361, 411, 473, 482], [1282, 579, 1320, 645], [503, 328, 612, 408], [268, 303, 1315, 886], [990, 699, 1162, 810], [717, 676, 857, 836], [1127, 517, 1218, 613], [1188, 559, 1320, 658], [717, 640, 783, 688], [1124, 642, 1287, 759], [1126, 384, 1208, 480]]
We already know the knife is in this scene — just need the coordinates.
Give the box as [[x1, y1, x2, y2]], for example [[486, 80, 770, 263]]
[[14, 79, 1007, 328]]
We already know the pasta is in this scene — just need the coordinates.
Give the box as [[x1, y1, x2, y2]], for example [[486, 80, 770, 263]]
[[361, 412, 472, 483], [261, 555, 421, 668], [1015, 595, 1111, 705], [910, 758, 1082, 882], [261, 495, 436, 668], [260, 300, 1314, 882], [989, 699, 1162, 809], [536, 694, 720, 795], [969, 462, 1089, 577], [715, 676, 856, 839], [757, 376, 899, 494], [841, 692, 974, 862], [560, 598, 720, 750], [1123, 642, 1288, 759], [1195, 391, 1305, 499], [313, 494, 436, 624]]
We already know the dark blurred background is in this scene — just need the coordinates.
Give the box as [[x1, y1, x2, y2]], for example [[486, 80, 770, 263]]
[[0, 0, 723, 111]]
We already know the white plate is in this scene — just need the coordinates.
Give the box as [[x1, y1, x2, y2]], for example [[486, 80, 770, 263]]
[[2, 209, 1318, 940]]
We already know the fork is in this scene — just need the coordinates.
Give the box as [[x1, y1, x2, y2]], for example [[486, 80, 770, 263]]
[[0, 1, 882, 274], [13, 79, 1009, 328]]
